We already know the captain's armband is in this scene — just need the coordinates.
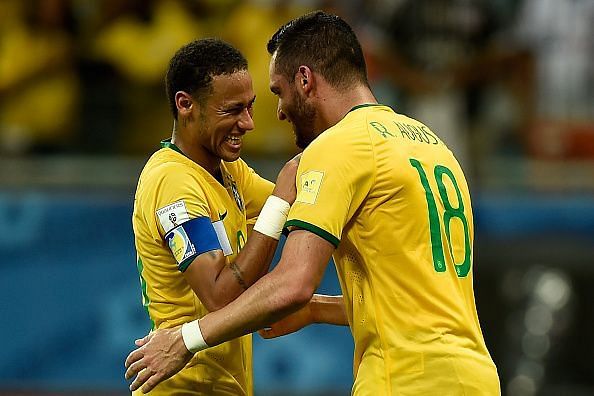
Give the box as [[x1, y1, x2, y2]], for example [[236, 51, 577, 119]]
[[165, 217, 221, 271]]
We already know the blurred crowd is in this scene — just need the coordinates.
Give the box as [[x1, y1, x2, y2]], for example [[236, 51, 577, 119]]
[[0, 0, 593, 166]]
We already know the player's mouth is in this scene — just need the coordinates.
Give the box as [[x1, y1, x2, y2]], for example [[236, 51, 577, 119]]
[[225, 135, 243, 151]]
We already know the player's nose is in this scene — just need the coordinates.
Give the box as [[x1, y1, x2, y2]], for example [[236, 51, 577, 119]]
[[238, 107, 254, 131]]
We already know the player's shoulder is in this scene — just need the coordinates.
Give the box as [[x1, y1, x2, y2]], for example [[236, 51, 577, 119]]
[[304, 106, 381, 158], [326, 104, 400, 142], [140, 148, 208, 187]]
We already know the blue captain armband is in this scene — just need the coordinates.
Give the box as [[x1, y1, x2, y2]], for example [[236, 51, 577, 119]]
[[164, 216, 222, 272]]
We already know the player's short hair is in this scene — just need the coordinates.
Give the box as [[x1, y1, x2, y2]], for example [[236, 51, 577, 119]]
[[267, 11, 369, 90], [166, 38, 248, 119]]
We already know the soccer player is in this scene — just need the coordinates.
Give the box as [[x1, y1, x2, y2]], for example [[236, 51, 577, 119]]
[[130, 38, 297, 395], [126, 12, 501, 395]]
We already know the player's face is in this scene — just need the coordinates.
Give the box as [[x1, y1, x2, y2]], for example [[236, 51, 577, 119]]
[[196, 70, 255, 163], [269, 60, 317, 149]]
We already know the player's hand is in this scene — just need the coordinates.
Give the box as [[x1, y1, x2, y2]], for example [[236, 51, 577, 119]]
[[124, 326, 193, 393], [272, 153, 301, 205], [259, 301, 313, 339]]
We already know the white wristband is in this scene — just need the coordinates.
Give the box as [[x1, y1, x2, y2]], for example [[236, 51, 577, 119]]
[[253, 195, 291, 240], [181, 319, 208, 353]]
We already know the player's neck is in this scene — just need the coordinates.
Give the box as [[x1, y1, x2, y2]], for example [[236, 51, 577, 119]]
[[317, 85, 377, 132], [171, 131, 221, 177]]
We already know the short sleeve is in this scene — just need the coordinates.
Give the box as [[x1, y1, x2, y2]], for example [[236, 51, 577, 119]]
[[285, 129, 375, 247], [151, 163, 211, 237]]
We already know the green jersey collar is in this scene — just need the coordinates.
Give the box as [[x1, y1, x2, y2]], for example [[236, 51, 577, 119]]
[[160, 139, 185, 156], [349, 103, 388, 113]]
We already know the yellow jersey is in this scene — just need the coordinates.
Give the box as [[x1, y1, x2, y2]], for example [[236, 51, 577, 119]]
[[286, 105, 499, 395], [132, 140, 273, 395]]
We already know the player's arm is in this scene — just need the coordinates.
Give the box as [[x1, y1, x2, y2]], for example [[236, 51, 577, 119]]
[[182, 230, 279, 311], [198, 228, 335, 344], [258, 293, 347, 339], [310, 294, 347, 325], [125, 227, 334, 393], [183, 157, 299, 311]]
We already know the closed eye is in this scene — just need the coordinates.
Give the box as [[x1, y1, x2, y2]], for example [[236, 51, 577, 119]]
[[223, 97, 256, 116]]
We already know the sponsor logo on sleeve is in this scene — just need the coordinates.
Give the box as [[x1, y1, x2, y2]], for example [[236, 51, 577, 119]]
[[156, 200, 190, 233], [296, 170, 324, 205]]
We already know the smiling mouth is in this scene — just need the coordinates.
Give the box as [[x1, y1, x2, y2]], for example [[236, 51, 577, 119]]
[[226, 135, 242, 145]]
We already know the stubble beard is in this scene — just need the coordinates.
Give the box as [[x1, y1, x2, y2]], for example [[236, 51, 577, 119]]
[[292, 92, 317, 150]]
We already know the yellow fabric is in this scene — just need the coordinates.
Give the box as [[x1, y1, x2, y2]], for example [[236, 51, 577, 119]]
[[287, 105, 500, 395], [132, 147, 273, 395]]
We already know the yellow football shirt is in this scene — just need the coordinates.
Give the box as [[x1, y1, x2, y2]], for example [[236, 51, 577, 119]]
[[132, 140, 273, 395], [286, 104, 499, 395]]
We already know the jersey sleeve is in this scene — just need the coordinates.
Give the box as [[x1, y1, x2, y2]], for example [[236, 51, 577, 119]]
[[150, 163, 222, 271], [234, 158, 275, 221], [152, 163, 211, 236], [286, 129, 375, 247]]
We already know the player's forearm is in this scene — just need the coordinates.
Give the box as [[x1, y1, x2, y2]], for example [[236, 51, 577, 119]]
[[310, 294, 348, 326], [204, 232, 278, 310], [201, 263, 312, 347], [225, 232, 278, 289], [210, 195, 289, 307], [183, 229, 333, 353]]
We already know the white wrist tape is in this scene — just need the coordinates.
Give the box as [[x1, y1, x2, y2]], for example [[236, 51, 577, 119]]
[[181, 319, 208, 353], [253, 195, 291, 240]]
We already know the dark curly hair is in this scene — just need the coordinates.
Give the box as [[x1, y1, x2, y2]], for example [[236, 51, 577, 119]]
[[267, 11, 368, 90], [166, 38, 248, 119]]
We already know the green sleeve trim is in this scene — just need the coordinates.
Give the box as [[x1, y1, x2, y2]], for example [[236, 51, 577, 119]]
[[178, 248, 222, 272], [284, 219, 340, 248], [178, 257, 194, 272]]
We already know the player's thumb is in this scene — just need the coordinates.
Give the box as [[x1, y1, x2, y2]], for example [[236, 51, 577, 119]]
[[135, 332, 154, 346]]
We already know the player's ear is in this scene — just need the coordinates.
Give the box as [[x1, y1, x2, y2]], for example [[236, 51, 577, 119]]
[[175, 91, 194, 116], [297, 66, 314, 95]]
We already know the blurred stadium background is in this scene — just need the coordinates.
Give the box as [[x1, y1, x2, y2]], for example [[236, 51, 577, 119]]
[[1, 0, 593, 395]]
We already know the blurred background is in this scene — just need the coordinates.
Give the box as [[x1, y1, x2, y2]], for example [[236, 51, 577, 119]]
[[0, 0, 593, 395]]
